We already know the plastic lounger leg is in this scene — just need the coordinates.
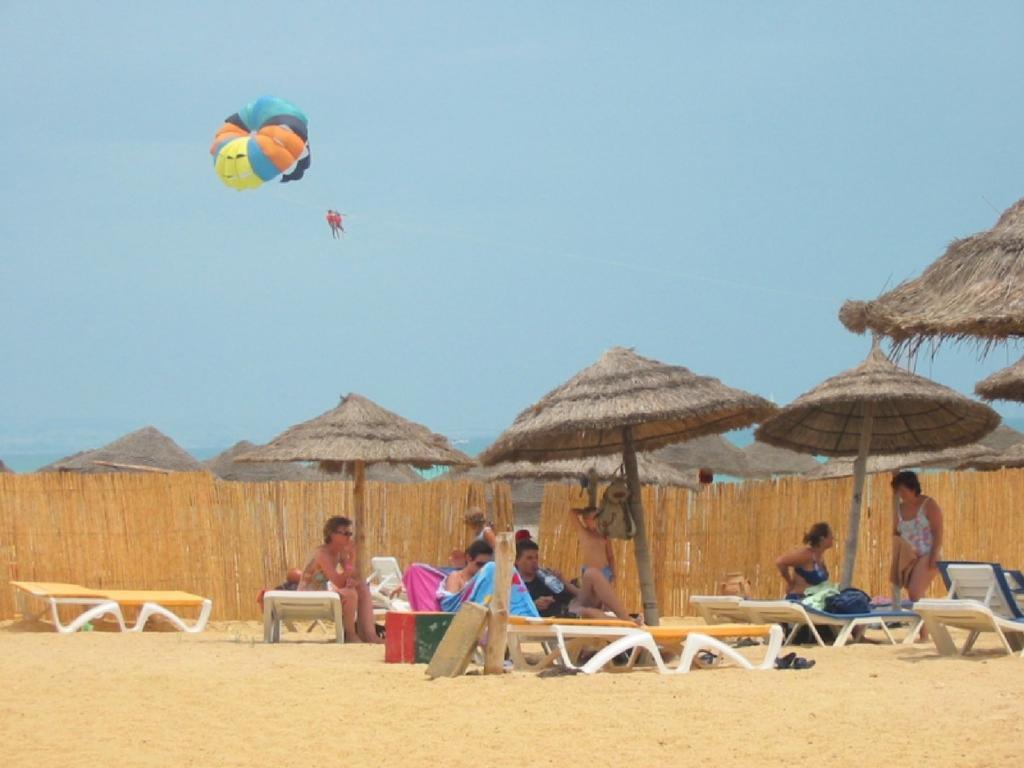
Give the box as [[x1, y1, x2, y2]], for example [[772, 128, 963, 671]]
[[901, 618, 924, 644], [332, 599, 344, 644], [962, 630, 981, 655], [922, 616, 958, 656], [130, 599, 212, 633], [263, 602, 277, 643], [579, 632, 668, 675], [833, 621, 857, 647], [877, 620, 898, 645], [50, 599, 126, 634], [678, 625, 784, 673]]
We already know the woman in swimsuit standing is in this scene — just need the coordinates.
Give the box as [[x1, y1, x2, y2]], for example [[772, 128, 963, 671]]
[[297, 516, 381, 643], [892, 470, 943, 602], [776, 522, 834, 599]]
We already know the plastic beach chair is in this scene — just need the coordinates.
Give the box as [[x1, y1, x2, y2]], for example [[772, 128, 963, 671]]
[[739, 599, 922, 647], [367, 556, 410, 614], [10, 581, 127, 634], [99, 589, 212, 633], [263, 590, 345, 644], [914, 563, 1024, 657], [506, 615, 780, 672], [689, 595, 752, 624], [567, 623, 785, 675]]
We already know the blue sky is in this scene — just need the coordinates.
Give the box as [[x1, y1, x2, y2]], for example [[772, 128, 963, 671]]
[[2, 2, 1023, 462]]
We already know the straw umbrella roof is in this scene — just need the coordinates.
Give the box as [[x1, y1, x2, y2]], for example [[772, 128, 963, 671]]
[[805, 443, 999, 481], [236, 393, 473, 469], [479, 347, 776, 464], [0, 459, 11, 474], [470, 453, 700, 490], [206, 441, 423, 483], [975, 356, 1024, 403], [755, 346, 1000, 457], [205, 441, 318, 481], [651, 435, 751, 478], [38, 426, 203, 474], [959, 442, 1024, 471], [741, 440, 821, 478], [839, 198, 1024, 351], [976, 423, 1024, 451]]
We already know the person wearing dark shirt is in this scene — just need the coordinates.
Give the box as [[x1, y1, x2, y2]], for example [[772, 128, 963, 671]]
[[515, 539, 577, 618]]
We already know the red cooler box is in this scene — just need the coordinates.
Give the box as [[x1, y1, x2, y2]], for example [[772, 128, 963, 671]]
[[385, 611, 454, 663]]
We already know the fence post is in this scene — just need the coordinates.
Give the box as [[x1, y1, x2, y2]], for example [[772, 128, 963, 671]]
[[483, 532, 514, 674]]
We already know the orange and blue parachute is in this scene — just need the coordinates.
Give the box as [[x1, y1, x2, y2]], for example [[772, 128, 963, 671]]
[[210, 96, 310, 190]]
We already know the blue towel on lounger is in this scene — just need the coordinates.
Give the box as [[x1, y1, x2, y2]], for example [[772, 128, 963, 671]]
[[438, 562, 540, 617]]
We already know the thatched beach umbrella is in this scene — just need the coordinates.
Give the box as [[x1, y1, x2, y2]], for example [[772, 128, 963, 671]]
[[652, 434, 751, 479], [959, 442, 1024, 471], [206, 441, 318, 482], [756, 343, 999, 587], [39, 426, 203, 474], [0, 459, 12, 474], [840, 198, 1024, 352], [973, 423, 1024, 451], [473, 453, 700, 490], [975, 356, 1024, 403], [237, 393, 471, 570], [804, 443, 998, 481], [479, 346, 776, 625], [742, 440, 821, 478], [207, 441, 423, 484]]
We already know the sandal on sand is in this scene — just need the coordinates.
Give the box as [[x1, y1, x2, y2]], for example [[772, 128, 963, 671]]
[[775, 652, 815, 670]]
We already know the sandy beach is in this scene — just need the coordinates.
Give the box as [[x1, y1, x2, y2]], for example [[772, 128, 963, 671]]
[[1, 620, 1021, 768]]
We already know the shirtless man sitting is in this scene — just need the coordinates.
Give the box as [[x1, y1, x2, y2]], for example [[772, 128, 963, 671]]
[[572, 506, 639, 623]]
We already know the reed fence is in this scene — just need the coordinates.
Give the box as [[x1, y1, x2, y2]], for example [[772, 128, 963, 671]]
[[538, 468, 1024, 616], [5, 467, 1024, 623], [0, 472, 512, 621]]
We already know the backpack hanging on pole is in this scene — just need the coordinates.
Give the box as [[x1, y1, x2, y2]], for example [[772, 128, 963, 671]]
[[596, 471, 637, 540]]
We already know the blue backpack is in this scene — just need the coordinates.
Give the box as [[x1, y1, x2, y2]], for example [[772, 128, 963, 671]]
[[825, 588, 871, 615]]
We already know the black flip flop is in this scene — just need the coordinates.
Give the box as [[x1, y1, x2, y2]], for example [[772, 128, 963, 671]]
[[775, 652, 797, 670]]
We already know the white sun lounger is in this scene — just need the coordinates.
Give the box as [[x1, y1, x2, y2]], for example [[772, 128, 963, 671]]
[[11, 582, 127, 634], [100, 590, 213, 633], [689, 595, 750, 624], [507, 616, 780, 672], [11, 581, 212, 634], [263, 590, 344, 644], [914, 563, 1024, 657], [569, 623, 785, 675], [740, 599, 922, 647], [367, 556, 410, 614]]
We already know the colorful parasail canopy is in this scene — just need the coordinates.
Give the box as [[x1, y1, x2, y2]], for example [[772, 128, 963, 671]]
[[210, 96, 310, 190]]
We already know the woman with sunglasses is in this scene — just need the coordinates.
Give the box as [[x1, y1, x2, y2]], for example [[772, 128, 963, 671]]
[[438, 540, 494, 611], [297, 516, 381, 643]]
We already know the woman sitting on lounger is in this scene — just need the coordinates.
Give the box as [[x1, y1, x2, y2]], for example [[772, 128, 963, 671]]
[[297, 516, 381, 643], [776, 522, 834, 599]]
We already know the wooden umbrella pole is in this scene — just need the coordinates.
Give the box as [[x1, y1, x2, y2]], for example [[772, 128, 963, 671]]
[[587, 468, 599, 508], [352, 459, 367, 579], [483, 532, 514, 674], [622, 426, 660, 626], [840, 403, 875, 589]]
